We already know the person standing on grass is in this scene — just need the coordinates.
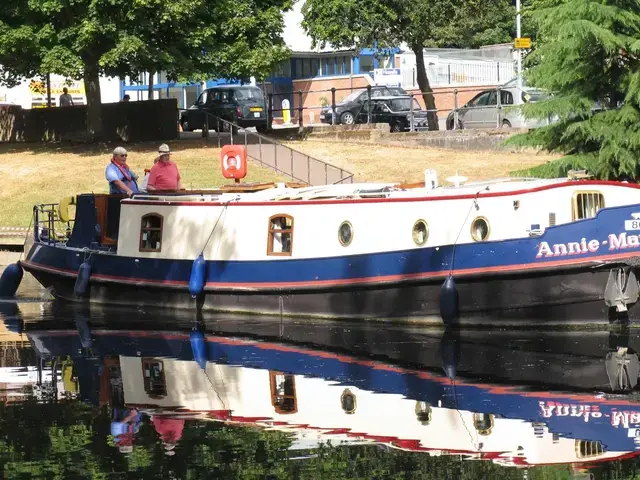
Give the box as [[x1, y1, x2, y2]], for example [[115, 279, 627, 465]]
[[59, 87, 74, 106], [147, 144, 183, 192], [106, 146, 139, 196]]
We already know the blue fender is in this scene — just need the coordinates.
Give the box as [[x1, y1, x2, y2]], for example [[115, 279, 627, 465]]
[[190, 329, 207, 369], [74, 262, 92, 297], [0, 263, 23, 297], [439, 275, 459, 325], [189, 254, 207, 298]]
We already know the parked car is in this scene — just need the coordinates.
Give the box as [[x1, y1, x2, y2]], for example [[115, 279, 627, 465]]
[[320, 86, 408, 125], [180, 85, 268, 133], [366, 96, 430, 132], [445, 85, 553, 130]]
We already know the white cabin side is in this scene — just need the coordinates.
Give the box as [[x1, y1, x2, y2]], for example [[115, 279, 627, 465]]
[[115, 182, 640, 261], [118, 357, 626, 465]]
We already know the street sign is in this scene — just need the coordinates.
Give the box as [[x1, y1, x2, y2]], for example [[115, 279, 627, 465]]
[[515, 37, 532, 49]]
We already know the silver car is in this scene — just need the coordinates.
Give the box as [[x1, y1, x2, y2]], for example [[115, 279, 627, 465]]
[[446, 85, 553, 130]]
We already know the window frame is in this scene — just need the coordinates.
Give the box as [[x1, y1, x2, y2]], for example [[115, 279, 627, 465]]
[[412, 219, 429, 246], [141, 358, 167, 399], [470, 216, 490, 242], [572, 191, 605, 221], [269, 371, 298, 414], [338, 221, 353, 247], [267, 214, 294, 256], [139, 213, 164, 252]]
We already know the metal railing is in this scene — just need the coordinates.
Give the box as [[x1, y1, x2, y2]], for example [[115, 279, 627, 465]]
[[199, 112, 355, 186], [267, 85, 524, 132], [401, 61, 515, 88], [33, 203, 71, 245]]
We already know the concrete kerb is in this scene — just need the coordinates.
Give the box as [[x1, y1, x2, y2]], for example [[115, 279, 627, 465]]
[[270, 124, 532, 152]]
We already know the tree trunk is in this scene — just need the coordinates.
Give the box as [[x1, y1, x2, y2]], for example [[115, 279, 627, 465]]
[[148, 71, 154, 99], [413, 45, 439, 131], [83, 61, 103, 139]]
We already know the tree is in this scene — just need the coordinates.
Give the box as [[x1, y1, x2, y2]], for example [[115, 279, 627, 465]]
[[301, 0, 515, 130], [507, 0, 640, 180], [0, 0, 292, 139]]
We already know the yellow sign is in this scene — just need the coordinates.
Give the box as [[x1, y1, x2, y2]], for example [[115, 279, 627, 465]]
[[515, 37, 532, 49], [28, 79, 85, 96]]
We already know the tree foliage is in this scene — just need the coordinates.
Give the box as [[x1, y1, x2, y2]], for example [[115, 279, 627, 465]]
[[508, 0, 640, 180], [0, 0, 292, 138], [301, 0, 515, 130]]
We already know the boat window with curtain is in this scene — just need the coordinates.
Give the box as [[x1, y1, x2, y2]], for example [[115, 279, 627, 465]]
[[572, 192, 605, 220], [141, 358, 167, 398], [269, 371, 297, 414], [267, 214, 293, 256], [139, 214, 163, 252]]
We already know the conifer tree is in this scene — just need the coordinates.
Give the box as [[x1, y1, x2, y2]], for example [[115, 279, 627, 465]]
[[509, 0, 640, 180]]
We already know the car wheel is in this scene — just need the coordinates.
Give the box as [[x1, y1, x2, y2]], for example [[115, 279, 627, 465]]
[[181, 119, 192, 132], [390, 122, 403, 133], [256, 124, 269, 134], [501, 120, 512, 128], [340, 111, 355, 125]]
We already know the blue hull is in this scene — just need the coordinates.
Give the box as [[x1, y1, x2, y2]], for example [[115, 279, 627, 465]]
[[20, 202, 640, 324]]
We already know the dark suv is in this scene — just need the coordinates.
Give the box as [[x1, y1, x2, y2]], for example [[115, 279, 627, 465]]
[[320, 86, 408, 125], [358, 96, 429, 132], [180, 85, 268, 133]]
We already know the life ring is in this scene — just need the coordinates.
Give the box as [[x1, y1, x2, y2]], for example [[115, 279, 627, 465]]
[[58, 196, 76, 223], [222, 154, 239, 172]]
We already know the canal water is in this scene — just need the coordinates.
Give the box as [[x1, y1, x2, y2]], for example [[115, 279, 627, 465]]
[[1, 286, 640, 478]]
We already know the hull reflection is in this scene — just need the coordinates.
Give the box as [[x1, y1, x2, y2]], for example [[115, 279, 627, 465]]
[[18, 306, 640, 468]]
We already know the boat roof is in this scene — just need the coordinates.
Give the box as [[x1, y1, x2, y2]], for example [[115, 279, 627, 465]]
[[125, 177, 600, 204]]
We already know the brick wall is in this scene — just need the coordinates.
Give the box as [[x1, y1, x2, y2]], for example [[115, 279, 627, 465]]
[[267, 76, 494, 126]]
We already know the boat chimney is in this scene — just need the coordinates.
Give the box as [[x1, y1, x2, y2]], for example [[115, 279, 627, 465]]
[[424, 169, 438, 190]]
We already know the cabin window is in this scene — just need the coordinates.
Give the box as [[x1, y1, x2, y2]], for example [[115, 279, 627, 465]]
[[139, 214, 163, 252], [572, 192, 605, 220], [413, 220, 429, 246], [471, 217, 490, 242], [141, 358, 166, 398], [269, 371, 297, 414], [473, 413, 494, 435], [338, 221, 353, 246], [341, 388, 357, 414], [267, 215, 293, 256], [575, 440, 605, 458]]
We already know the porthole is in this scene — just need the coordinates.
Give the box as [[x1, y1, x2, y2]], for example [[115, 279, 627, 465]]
[[338, 221, 353, 246], [471, 217, 490, 242], [412, 219, 429, 246], [341, 388, 357, 414]]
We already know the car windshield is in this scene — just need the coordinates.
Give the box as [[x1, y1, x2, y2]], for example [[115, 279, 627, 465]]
[[340, 90, 364, 103], [233, 88, 264, 101], [388, 98, 422, 111]]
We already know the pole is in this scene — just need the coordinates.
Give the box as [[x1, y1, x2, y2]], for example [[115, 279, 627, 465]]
[[516, 0, 522, 91], [46, 73, 52, 107]]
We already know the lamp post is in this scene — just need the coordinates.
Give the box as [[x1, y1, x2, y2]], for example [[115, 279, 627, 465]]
[[516, 0, 522, 91]]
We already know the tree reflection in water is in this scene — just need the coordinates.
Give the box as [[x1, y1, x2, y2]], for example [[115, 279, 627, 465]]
[[0, 398, 621, 479]]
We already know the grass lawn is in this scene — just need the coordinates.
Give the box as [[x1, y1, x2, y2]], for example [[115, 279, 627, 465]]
[[0, 137, 555, 227], [0, 139, 284, 227], [284, 140, 561, 184]]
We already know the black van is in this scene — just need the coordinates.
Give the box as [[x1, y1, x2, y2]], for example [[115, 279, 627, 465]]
[[180, 85, 268, 133]]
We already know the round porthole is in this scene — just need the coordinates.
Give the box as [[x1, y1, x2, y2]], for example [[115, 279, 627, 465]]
[[341, 388, 357, 414], [338, 221, 353, 246], [412, 219, 429, 246], [471, 217, 490, 242]]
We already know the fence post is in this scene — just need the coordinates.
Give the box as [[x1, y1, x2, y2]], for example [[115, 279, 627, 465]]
[[298, 90, 304, 128], [267, 93, 273, 129], [367, 85, 372, 124], [453, 89, 459, 130], [497, 62, 500, 83], [496, 86, 502, 128], [409, 93, 415, 132], [331, 87, 336, 126], [448, 64, 452, 85], [202, 114, 209, 139]]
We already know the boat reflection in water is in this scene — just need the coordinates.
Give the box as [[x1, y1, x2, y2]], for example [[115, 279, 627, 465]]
[[13, 303, 640, 476]]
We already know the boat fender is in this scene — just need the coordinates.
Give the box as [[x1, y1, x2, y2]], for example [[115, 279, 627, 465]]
[[439, 275, 459, 325], [0, 263, 23, 297], [74, 316, 93, 349], [74, 262, 91, 297], [189, 254, 207, 298], [58, 196, 76, 223], [440, 328, 460, 380], [190, 328, 207, 369]]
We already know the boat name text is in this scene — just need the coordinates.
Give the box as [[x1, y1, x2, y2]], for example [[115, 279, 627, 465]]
[[536, 233, 638, 259], [539, 401, 640, 427]]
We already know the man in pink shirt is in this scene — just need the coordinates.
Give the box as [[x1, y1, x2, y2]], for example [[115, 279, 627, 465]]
[[147, 144, 183, 191]]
